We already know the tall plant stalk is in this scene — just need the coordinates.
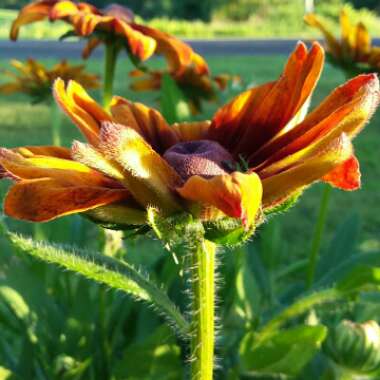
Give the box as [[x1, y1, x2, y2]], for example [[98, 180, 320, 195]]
[[103, 41, 119, 110], [189, 238, 216, 380], [51, 101, 63, 147], [306, 184, 332, 288]]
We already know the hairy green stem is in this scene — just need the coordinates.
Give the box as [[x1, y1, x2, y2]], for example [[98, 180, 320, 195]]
[[306, 185, 332, 288], [51, 101, 63, 146], [103, 42, 119, 110], [190, 239, 216, 380]]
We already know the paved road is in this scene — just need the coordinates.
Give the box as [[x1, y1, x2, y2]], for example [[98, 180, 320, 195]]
[[3, 38, 380, 59], [0, 38, 344, 59]]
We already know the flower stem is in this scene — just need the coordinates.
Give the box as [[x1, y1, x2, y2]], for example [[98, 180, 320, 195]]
[[103, 42, 119, 111], [51, 101, 63, 147], [306, 184, 332, 288], [190, 239, 216, 380]]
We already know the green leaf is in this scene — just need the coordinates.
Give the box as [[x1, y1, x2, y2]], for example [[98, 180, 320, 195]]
[[317, 213, 360, 281], [316, 251, 380, 288], [336, 265, 380, 293], [160, 73, 191, 123], [204, 217, 253, 246], [7, 232, 189, 338], [114, 326, 181, 379], [233, 248, 260, 322], [240, 325, 327, 377], [0, 286, 37, 343]]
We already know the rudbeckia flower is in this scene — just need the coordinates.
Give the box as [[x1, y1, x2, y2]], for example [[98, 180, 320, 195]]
[[10, 0, 195, 68], [305, 8, 380, 75], [0, 58, 99, 103], [130, 53, 240, 114], [0, 42, 378, 234]]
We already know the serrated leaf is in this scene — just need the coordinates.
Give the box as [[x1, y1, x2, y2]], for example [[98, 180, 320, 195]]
[[160, 73, 191, 123], [7, 232, 189, 338], [240, 325, 327, 377]]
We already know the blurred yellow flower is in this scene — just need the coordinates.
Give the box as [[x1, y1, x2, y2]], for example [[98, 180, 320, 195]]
[[0, 59, 99, 103], [0, 43, 378, 231], [305, 8, 380, 75]]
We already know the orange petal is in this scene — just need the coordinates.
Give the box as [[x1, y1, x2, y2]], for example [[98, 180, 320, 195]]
[[177, 171, 262, 228], [4, 177, 129, 222], [14, 145, 72, 159], [304, 13, 341, 58], [114, 19, 157, 62], [110, 96, 178, 153], [251, 73, 380, 168], [171, 121, 211, 142], [53, 78, 111, 146], [82, 37, 102, 59], [208, 42, 324, 157], [0, 148, 111, 187], [99, 122, 182, 213], [322, 154, 360, 190], [261, 134, 353, 208], [131, 23, 194, 74], [10, 0, 53, 40]]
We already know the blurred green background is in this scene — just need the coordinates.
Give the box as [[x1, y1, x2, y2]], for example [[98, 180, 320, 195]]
[[1, 0, 380, 38]]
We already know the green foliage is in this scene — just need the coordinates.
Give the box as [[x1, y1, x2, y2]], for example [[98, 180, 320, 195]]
[[7, 232, 190, 338], [160, 74, 191, 124], [240, 325, 327, 377]]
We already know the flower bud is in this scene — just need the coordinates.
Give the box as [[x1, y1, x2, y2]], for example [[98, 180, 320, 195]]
[[323, 320, 380, 374]]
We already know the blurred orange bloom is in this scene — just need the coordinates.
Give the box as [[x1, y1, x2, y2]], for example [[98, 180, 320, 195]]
[[130, 53, 240, 114], [305, 8, 380, 73], [0, 58, 99, 102], [10, 0, 196, 69], [1, 42, 378, 230]]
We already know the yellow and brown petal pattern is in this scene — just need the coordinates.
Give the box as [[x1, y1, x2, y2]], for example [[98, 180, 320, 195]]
[[0, 58, 99, 102], [1, 42, 378, 230]]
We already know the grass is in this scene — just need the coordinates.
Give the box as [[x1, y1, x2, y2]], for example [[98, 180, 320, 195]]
[[0, 53, 379, 259], [0, 3, 380, 39]]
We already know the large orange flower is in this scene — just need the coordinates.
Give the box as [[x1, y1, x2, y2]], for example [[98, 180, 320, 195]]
[[305, 8, 380, 74], [0, 58, 99, 102], [10, 0, 195, 69], [1, 42, 378, 231]]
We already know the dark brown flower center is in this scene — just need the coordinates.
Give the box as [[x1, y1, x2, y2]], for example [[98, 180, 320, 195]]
[[163, 140, 235, 181]]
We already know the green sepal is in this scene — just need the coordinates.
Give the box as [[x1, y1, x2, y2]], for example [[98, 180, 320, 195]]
[[203, 217, 255, 246], [147, 208, 203, 251], [264, 191, 302, 217]]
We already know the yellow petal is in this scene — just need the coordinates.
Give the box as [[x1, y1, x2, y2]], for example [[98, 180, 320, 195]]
[[99, 122, 182, 213], [177, 171, 262, 228], [261, 134, 353, 208], [110, 96, 178, 153], [53, 78, 111, 146], [304, 13, 341, 58]]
